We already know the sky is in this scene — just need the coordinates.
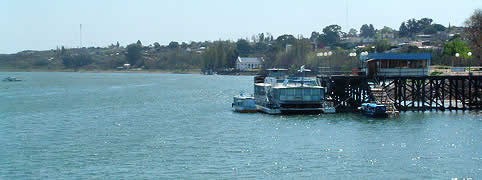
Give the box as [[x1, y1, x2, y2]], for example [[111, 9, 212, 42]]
[[1, 0, 481, 54]]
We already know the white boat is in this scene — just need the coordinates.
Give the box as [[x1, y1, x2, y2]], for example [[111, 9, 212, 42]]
[[3, 77, 22, 82], [232, 94, 257, 113], [254, 66, 326, 114], [322, 99, 336, 113]]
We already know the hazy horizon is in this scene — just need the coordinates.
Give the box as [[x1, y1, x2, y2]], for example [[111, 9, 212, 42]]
[[1, 0, 481, 54]]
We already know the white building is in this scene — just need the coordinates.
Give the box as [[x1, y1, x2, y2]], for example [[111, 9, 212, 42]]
[[236, 57, 264, 70]]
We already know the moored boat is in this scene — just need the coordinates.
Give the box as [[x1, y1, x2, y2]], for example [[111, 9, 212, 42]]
[[232, 94, 257, 113], [254, 66, 326, 114], [359, 103, 388, 118]]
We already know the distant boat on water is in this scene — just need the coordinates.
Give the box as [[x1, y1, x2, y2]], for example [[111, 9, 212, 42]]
[[3, 77, 22, 82]]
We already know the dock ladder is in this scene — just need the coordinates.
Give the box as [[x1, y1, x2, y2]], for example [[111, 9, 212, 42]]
[[370, 86, 400, 117]]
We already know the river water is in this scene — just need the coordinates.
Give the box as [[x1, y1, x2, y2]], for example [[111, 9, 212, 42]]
[[0, 72, 480, 179]]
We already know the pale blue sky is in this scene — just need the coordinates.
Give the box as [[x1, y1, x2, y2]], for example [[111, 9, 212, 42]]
[[1, 0, 480, 53]]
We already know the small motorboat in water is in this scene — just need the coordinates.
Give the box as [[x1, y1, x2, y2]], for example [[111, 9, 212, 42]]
[[232, 93, 257, 113], [359, 103, 388, 118], [3, 77, 22, 82]]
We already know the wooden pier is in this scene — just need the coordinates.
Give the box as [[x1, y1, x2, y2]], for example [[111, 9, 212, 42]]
[[318, 75, 482, 112]]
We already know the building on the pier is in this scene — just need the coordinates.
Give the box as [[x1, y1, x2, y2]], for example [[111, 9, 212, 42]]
[[360, 53, 431, 77], [236, 57, 264, 70]]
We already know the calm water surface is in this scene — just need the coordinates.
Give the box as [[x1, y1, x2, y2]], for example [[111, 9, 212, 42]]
[[0, 72, 480, 179]]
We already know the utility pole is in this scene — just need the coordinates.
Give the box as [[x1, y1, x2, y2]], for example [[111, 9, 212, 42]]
[[80, 24, 82, 48], [345, 0, 349, 32]]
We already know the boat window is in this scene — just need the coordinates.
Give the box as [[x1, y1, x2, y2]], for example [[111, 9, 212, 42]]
[[312, 89, 320, 95], [287, 89, 294, 96], [280, 89, 285, 96], [303, 89, 311, 96], [295, 89, 302, 96]]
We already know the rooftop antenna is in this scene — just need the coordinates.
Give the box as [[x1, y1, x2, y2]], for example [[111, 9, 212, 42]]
[[79, 24, 82, 48]]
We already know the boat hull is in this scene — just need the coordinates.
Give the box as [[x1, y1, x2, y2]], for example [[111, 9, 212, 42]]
[[232, 104, 257, 113]]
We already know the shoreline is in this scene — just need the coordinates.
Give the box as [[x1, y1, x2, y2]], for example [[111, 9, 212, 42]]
[[0, 68, 259, 76], [0, 68, 202, 75]]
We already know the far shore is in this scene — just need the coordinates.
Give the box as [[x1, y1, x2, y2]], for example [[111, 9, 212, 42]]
[[0, 68, 201, 74], [0, 68, 259, 76]]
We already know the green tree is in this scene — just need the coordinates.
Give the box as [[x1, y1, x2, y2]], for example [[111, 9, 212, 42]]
[[275, 34, 296, 48], [153, 42, 161, 51], [360, 24, 376, 38], [181, 42, 188, 49], [348, 28, 358, 37], [136, 40, 142, 46], [375, 39, 391, 53], [443, 39, 471, 58], [406, 18, 421, 37], [432, 24, 446, 32], [418, 18, 433, 28], [321, 24, 342, 45], [258, 33, 265, 43], [168, 41, 179, 49], [126, 43, 142, 66], [423, 23, 445, 34], [399, 22, 409, 37], [379, 26, 393, 34], [60, 46, 66, 56], [236, 39, 251, 56], [62, 53, 93, 69]]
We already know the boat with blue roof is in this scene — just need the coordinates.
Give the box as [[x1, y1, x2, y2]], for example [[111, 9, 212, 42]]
[[359, 103, 388, 118]]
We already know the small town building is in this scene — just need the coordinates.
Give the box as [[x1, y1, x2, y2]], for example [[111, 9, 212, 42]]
[[236, 57, 264, 70], [360, 53, 431, 77]]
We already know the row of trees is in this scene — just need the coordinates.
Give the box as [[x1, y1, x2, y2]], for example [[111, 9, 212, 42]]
[[399, 18, 446, 37]]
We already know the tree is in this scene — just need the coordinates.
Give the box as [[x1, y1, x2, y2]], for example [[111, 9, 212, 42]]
[[399, 22, 409, 37], [375, 39, 391, 53], [181, 42, 188, 49], [442, 39, 471, 58], [418, 18, 433, 28], [153, 42, 161, 51], [126, 43, 142, 66], [406, 18, 421, 37], [258, 33, 265, 43], [116, 41, 120, 48], [168, 41, 179, 49], [136, 40, 142, 46], [348, 28, 358, 37], [464, 9, 481, 63], [423, 25, 438, 34], [62, 53, 93, 69], [275, 34, 296, 48], [321, 24, 342, 45], [379, 26, 393, 34], [235, 39, 251, 56], [432, 24, 446, 32], [360, 24, 376, 38], [60, 46, 66, 56]]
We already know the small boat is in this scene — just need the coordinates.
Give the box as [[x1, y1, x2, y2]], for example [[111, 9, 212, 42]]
[[321, 98, 336, 114], [359, 103, 388, 118], [232, 93, 257, 113], [3, 77, 22, 82]]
